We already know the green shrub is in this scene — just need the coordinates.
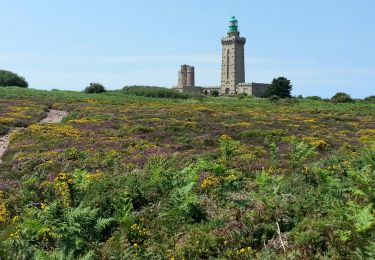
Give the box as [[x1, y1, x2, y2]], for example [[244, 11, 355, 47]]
[[123, 86, 204, 99], [0, 125, 9, 135], [284, 97, 299, 104], [176, 227, 219, 259], [305, 96, 323, 101], [364, 95, 375, 102], [0, 70, 28, 88], [210, 90, 219, 97], [331, 92, 354, 103], [268, 95, 280, 102], [4, 202, 114, 259], [237, 93, 247, 99], [129, 124, 154, 133], [84, 83, 106, 94]]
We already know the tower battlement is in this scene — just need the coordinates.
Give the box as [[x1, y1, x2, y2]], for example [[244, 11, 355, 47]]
[[221, 35, 246, 45]]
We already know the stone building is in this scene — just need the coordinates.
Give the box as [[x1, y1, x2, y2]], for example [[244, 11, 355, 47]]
[[178, 65, 195, 87], [237, 83, 270, 97], [175, 65, 220, 94], [175, 65, 203, 93], [220, 16, 246, 95], [174, 16, 270, 97]]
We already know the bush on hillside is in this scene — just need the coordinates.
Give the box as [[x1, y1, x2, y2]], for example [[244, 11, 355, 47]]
[[123, 86, 204, 99], [364, 95, 375, 102], [210, 90, 219, 97], [331, 92, 354, 103], [305, 96, 323, 101], [0, 70, 28, 88], [237, 93, 247, 99], [268, 95, 280, 102], [284, 97, 299, 104], [84, 83, 106, 94], [264, 77, 292, 98], [0, 125, 9, 136]]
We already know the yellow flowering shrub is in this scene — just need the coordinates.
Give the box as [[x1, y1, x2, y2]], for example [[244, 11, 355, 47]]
[[85, 98, 99, 104], [87, 170, 104, 180], [183, 121, 198, 129], [0, 118, 13, 124], [0, 191, 10, 225], [237, 246, 252, 255], [359, 129, 375, 145], [225, 121, 252, 128], [5, 112, 32, 119], [200, 175, 220, 190], [53, 173, 74, 207], [302, 136, 329, 150], [67, 118, 101, 124], [303, 118, 317, 123], [29, 124, 83, 139]]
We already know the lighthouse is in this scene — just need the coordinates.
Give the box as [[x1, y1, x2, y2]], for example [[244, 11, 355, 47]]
[[220, 16, 246, 95]]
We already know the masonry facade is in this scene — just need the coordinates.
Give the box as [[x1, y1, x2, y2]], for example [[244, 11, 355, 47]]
[[220, 16, 246, 95], [178, 65, 195, 88], [175, 16, 270, 97]]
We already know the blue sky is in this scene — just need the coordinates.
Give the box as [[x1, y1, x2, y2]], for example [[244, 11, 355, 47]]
[[0, 0, 374, 97]]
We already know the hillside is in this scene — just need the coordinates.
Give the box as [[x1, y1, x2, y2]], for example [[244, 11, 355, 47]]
[[0, 87, 375, 259]]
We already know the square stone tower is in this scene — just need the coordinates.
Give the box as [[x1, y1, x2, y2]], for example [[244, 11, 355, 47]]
[[220, 16, 246, 95], [178, 65, 195, 87]]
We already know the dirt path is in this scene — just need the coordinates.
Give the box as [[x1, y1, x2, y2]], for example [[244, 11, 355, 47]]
[[0, 109, 68, 164], [39, 109, 68, 124], [0, 131, 13, 164]]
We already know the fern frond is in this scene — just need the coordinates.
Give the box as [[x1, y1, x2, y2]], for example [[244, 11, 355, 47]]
[[78, 250, 95, 260], [117, 197, 134, 228], [64, 205, 98, 224], [95, 217, 115, 233]]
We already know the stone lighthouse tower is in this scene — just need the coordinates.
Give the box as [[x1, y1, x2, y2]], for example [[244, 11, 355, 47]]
[[220, 16, 246, 95]]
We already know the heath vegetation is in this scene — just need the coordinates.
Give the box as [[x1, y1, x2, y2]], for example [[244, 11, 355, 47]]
[[0, 87, 374, 259]]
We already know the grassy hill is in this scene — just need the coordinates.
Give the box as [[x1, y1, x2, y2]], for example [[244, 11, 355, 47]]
[[0, 87, 375, 259]]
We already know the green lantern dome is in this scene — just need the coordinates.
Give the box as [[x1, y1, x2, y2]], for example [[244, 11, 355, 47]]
[[228, 16, 238, 33]]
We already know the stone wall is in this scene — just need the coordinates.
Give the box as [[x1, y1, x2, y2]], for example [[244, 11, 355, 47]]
[[237, 83, 253, 95], [251, 83, 270, 97], [237, 83, 270, 97], [202, 87, 220, 95], [180, 86, 203, 93]]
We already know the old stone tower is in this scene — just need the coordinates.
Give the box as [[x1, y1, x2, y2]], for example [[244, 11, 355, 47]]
[[178, 65, 195, 87], [220, 16, 246, 95]]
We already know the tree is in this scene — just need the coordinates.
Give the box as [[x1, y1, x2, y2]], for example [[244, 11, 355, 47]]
[[0, 70, 28, 88], [331, 92, 354, 103], [84, 83, 106, 94], [264, 77, 292, 98]]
